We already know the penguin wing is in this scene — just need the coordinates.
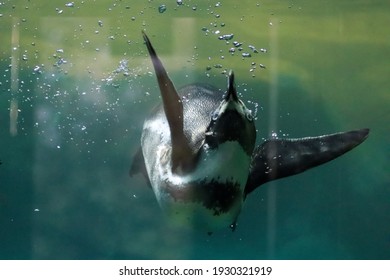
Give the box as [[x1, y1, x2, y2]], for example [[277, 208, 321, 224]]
[[244, 128, 369, 196], [129, 146, 151, 188], [142, 32, 195, 174]]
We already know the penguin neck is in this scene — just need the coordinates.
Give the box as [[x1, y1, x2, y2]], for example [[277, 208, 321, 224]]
[[166, 141, 251, 188]]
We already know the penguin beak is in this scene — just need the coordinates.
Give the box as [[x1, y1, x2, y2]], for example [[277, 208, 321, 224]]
[[225, 70, 239, 103]]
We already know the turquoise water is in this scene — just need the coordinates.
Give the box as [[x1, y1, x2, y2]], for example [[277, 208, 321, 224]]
[[0, 1, 389, 259]]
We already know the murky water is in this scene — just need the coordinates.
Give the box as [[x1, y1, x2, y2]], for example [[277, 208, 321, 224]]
[[0, 1, 389, 259]]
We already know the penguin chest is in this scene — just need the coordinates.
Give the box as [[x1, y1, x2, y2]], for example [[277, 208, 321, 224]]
[[152, 141, 251, 230]]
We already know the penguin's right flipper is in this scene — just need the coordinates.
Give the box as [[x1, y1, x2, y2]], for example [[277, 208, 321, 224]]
[[142, 31, 196, 174], [129, 146, 151, 188], [244, 128, 369, 196]]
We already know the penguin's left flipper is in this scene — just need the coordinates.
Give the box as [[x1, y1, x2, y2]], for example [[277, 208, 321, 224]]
[[244, 128, 369, 196], [129, 147, 152, 188]]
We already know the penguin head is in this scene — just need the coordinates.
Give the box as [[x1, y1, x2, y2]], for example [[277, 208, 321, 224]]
[[205, 71, 256, 156]]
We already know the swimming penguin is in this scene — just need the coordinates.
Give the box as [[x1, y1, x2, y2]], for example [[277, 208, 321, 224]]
[[130, 32, 369, 232]]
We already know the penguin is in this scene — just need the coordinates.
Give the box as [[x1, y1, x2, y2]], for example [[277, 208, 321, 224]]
[[130, 31, 369, 232]]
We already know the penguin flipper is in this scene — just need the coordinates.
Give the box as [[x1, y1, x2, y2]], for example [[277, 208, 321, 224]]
[[129, 147, 151, 188], [142, 31, 195, 174], [244, 128, 369, 196]]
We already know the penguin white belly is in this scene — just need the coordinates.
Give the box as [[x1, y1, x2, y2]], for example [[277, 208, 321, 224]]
[[150, 140, 251, 230]]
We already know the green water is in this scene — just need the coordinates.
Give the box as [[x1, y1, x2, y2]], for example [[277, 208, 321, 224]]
[[0, 1, 389, 259]]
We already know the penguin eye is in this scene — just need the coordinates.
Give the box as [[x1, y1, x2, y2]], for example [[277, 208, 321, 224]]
[[211, 111, 219, 121], [245, 110, 254, 122]]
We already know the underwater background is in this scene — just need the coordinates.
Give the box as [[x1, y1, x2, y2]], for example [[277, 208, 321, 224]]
[[0, 0, 389, 259]]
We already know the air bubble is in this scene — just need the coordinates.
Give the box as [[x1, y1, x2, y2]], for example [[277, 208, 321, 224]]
[[33, 65, 42, 74], [218, 34, 234, 40], [158, 4, 167, 13], [248, 45, 259, 53], [56, 58, 67, 66]]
